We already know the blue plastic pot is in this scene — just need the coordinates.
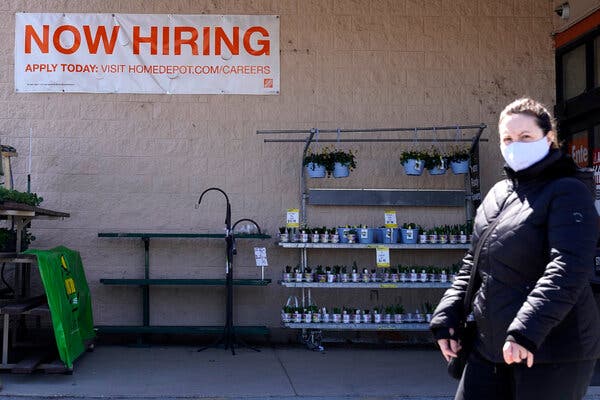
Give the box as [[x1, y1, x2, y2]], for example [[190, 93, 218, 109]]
[[378, 228, 399, 244], [306, 163, 327, 178], [337, 227, 351, 243], [450, 160, 469, 174], [402, 159, 424, 176], [400, 228, 418, 244], [428, 165, 446, 175], [333, 162, 350, 178], [358, 228, 375, 244]]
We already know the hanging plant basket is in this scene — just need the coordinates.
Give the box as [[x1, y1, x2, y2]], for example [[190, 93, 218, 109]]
[[448, 146, 470, 175], [305, 162, 327, 178], [450, 160, 470, 174], [400, 151, 427, 176], [332, 162, 350, 178]]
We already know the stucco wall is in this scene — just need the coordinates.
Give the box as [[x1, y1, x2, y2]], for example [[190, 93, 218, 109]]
[[0, 0, 556, 335]]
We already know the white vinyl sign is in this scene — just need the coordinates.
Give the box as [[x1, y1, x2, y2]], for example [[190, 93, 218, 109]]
[[15, 13, 280, 94]]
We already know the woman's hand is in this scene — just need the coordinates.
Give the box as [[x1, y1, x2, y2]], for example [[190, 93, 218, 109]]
[[503, 341, 534, 367], [437, 328, 462, 362]]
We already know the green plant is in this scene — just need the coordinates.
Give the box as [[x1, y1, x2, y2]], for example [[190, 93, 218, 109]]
[[329, 149, 357, 171], [402, 222, 417, 230], [448, 146, 470, 163], [399, 150, 428, 164], [0, 187, 43, 207], [284, 265, 292, 273], [390, 267, 398, 274], [423, 147, 447, 170], [282, 305, 294, 313], [333, 307, 341, 314], [279, 227, 287, 234], [0, 228, 35, 252], [422, 301, 435, 314], [348, 229, 357, 235], [303, 147, 330, 169], [384, 305, 394, 314], [394, 304, 405, 314]]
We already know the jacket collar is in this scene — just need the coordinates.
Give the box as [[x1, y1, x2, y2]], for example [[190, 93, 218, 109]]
[[504, 148, 573, 184]]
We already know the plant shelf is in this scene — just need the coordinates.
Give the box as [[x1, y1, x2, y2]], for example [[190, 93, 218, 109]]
[[283, 322, 431, 331], [279, 281, 451, 289], [277, 242, 470, 250]]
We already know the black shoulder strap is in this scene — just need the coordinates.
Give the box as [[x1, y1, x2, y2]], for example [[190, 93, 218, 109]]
[[463, 192, 512, 317]]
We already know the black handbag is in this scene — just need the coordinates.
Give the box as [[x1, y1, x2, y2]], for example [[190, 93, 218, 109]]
[[447, 205, 508, 380]]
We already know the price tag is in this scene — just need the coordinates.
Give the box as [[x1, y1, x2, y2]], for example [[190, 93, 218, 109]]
[[254, 247, 268, 267], [286, 209, 300, 228], [376, 246, 390, 268], [384, 211, 397, 228]]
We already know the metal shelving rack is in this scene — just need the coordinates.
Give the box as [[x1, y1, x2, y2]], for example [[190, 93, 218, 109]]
[[258, 124, 487, 348]]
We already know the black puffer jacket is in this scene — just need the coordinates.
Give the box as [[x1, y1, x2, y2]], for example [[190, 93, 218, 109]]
[[430, 149, 600, 363]]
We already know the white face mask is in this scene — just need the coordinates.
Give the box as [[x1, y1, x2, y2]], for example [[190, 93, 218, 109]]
[[500, 137, 550, 172]]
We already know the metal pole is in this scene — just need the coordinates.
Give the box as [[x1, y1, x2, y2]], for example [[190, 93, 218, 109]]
[[257, 124, 486, 135]]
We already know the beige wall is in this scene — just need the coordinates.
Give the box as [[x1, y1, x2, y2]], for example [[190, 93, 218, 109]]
[[0, 1, 557, 333], [552, 0, 600, 32]]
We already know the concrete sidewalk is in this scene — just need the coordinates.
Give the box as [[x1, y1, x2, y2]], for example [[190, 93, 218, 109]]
[[0, 345, 599, 399]]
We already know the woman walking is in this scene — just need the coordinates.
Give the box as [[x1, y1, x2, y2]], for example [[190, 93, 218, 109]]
[[430, 98, 600, 400]]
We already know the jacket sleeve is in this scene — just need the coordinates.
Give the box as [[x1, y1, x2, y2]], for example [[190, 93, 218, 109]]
[[507, 179, 599, 351], [429, 249, 474, 333]]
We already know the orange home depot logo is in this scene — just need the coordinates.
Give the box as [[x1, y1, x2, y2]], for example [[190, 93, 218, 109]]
[[264, 78, 273, 88]]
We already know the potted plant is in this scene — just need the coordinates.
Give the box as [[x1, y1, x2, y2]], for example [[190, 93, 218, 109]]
[[370, 268, 378, 282], [281, 305, 293, 323], [329, 148, 357, 178], [362, 268, 370, 283], [279, 227, 289, 243], [346, 228, 357, 244], [293, 307, 302, 323], [332, 307, 342, 323], [393, 304, 405, 324], [0, 187, 43, 206], [321, 307, 330, 323], [428, 229, 438, 244], [337, 226, 350, 244], [448, 146, 470, 174], [379, 226, 399, 244], [342, 307, 351, 324], [299, 226, 309, 243], [326, 266, 335, 283], [373, 307, 382, 324], [449, 225, 459, 244], [311, 228, 320, 243], [357, 224, 375, 244], [381, 268, 390, 283], [329, 228, 340, 243], [310, 305, 321, 323], [319, 226, 329, 243], [459, 224, 468, 244], [415, 308, 424, 323], [282, 265, 292, 282], [418, 227, 428, 244], [390, 267, 399, 283], [304, 267, 313, 282], [424, 147, 447, 176], [316, 266, 326, 283], [340, 265, 349, 283], [410, 268, 418, 282], [400, 223, 418, 244], [303, 308, 312, 323], [438, 226, 449, 245], [384, 306, 394, 324], [0, 228, 34, 252], [399, 266, 408, 283], [353, 308, 362, 324], [419, 268, 428, 283], [351, 265, 360, 282], [422, 301, 435, 323], [400, 150, 427, 176], [440, 268, 448, 283], [294, 266, 303, 283], [303, 148, 329, 178], [362, 309, 371, 324]]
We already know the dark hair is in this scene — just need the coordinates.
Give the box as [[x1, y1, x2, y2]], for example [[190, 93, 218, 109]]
[[499, 98, 558, 148]]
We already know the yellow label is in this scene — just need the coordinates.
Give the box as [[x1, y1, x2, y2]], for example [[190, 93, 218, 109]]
[[286, 209, 300, 228], [64, 278, 76, 295], [384, 211, 397, 228], [376, 246, 390, 267], [380, 284, 396, 288]]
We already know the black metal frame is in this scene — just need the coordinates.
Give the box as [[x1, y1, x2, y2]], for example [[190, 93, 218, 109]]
[[555, 25, 600, 159]]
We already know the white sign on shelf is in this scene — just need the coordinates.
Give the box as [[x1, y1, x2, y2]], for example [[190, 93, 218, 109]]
[[286, 208, 299, 228], [254, 247, 268, 267], [376, 246, 390, 268], [384, 211, 397, 228]]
